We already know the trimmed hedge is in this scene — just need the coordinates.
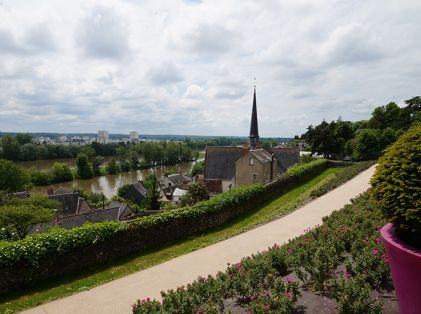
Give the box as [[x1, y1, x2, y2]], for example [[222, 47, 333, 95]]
[[0, 159, 334, 294], [371, 123, 421, 248], [286, 159, 328, 179]]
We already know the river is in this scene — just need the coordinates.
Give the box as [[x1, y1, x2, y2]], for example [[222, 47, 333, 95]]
[[27, 162, 195, 198]]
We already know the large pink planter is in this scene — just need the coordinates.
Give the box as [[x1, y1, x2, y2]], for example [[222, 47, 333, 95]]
[[381, 223, 421, 314]]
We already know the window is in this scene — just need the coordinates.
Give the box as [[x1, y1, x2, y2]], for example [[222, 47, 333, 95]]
[[249, 157, 254, 166], [252, 173, 257, 182]]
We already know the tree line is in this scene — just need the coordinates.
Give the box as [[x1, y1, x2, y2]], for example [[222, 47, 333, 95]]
[[301, 96, 420, 160], [0, 141, 195, 189]]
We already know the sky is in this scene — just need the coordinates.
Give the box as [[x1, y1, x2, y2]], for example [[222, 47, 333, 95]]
[[0, 0, 420, 137]]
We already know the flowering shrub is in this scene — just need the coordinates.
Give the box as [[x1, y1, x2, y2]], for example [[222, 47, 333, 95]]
[[330, 275, 383, 314], [132, 192, 391, 313]]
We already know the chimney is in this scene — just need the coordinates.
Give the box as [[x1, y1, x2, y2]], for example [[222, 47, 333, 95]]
[[270, 154, 275, 181]]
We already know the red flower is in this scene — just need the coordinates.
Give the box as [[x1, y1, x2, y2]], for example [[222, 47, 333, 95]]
[[345, 272, 352, 279], [372, 249, 379, 256], [287, 277, 294, 283], [263, 304, 270, 311], [197, 307, 204, 314]]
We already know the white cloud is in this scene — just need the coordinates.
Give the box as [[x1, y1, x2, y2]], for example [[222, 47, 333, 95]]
[[0, 0, 420, 136]]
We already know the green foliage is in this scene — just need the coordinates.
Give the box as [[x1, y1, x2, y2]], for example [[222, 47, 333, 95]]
[[4, 194, 60, 210], [92, 156, 104, 176], [371, 123, 421, 248], [0, 159, 29, 192], [28, 169, 51, 186], [117, 184, 131, 198], [191, 160, 204, 176], [0, 205, 54, 240], [299, 154, 314, 164], [286, 159, 327, 178], [144, 174, 161, 210], [309, 161, 375, 198], [15, 133, 32, 146], [76, 153, 94, 179], [105, 158, 119, 174], [50, 162, 73, 183], [179, 181, 209, 207], [77, 190, 109, 209], [0, 135, 21, 161], [331, 275, 383, 314]]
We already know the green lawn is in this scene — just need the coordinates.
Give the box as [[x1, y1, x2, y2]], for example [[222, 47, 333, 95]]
[[0, 167, 342, 313]]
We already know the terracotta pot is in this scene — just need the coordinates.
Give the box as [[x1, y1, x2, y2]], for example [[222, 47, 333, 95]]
[[381, 223, 421, 314]]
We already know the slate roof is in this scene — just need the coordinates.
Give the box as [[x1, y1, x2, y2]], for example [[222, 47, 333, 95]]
[[267, 147, 300, 174], [250, 149, 272, 164], [28, 203, 135, 233], [49, 192, 92, 217], [132, 182, 147, 197], [204, 146, 245, 180], [167, 174, 192, 185]]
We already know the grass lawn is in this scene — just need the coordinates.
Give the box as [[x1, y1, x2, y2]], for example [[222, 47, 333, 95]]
[[0, 167, 343, 313]]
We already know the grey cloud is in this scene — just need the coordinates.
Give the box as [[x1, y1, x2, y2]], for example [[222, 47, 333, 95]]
[[75, 6, 129, 59], [184, 24, 236, 55], [0, 24, 55, 55], [322, 24, 383, 66], [147, 62, 184, 85]]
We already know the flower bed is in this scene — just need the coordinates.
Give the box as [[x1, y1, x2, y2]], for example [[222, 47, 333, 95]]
[[132, 192, 395, 314]]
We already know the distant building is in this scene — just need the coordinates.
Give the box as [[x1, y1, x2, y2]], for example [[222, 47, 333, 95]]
[[97, 130, 109, 144], [204, 87, 300, 193], [130, 131, 139, 142]]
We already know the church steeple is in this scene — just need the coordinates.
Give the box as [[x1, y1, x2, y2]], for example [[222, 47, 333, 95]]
[[249, 86, 259, 149]]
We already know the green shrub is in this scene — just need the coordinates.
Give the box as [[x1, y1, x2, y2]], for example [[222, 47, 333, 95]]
[[371, 123, 421, 248], [286, 159, 327, 178], [0, 159, 29, 192], [50, 162, 73, 183], [29, 170, 51, 186]]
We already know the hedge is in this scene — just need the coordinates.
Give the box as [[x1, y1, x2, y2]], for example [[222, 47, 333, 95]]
[[0, 159, 333, 293]]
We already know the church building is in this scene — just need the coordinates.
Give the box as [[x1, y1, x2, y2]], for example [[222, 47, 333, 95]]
[[204, 87, 300, 193]]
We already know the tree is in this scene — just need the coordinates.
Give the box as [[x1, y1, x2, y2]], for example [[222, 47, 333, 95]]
[[0, 159, 29, 192], [144, 174, 161, 210], [0, 205, 54, 239], [92, 156, 104, 176], [0, 135, 21, 161], [50, 162, 73, 183], [80, 146, 96, 160], [21, 143, 37, 161], [106, 158, 119, 174], [180, 181, 209, 207], [191, 160, 204, 176], [76, 153, 93, 179], [16, 133, 32, 145]]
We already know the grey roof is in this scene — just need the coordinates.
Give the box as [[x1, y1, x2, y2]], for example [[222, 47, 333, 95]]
[[249, 87, 259, 149], [167, 174, 192, 185], [267, 147, 300, 174], [204, 146, 245, 180], [30, 205, 135, 232], [250, 149, 272, 164], [48, 192, 92, 217], [132, 182, 147, 197]]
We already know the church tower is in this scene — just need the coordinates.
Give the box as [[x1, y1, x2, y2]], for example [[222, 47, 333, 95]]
[[249, 86, 259, 149]]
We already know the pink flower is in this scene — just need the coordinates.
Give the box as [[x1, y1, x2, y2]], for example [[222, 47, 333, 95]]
[[287, 277, 294, 283], [372, 249, 379, 256], [263, 304, 270, 311], [131, 304, 137, 310], [285, 292, 293, 300], [345, 272, 352, 279], [375, 237, 382, 245], [287, 248, 293, 254], [197, 307, 204, 314]]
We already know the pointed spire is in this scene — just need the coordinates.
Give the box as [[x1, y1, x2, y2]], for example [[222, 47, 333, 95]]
[[249, 85, 259, 149]]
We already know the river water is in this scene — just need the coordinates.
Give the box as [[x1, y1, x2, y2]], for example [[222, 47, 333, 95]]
[[23, 161, 194, 199]]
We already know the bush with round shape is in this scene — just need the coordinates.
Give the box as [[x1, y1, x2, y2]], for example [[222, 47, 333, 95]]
[[371, 123, 421, 249]]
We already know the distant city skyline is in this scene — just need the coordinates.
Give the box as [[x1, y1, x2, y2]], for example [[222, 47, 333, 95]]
[[0, 0, 420, 137]]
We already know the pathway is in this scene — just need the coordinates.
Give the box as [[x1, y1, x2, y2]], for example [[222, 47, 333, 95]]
[[22, 165, 376, 314]]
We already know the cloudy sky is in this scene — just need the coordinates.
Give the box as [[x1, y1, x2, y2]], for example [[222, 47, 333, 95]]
[[0, 0, 420, 137]]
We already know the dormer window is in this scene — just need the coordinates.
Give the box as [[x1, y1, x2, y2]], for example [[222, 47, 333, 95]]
[[249, 157, 254, 166]]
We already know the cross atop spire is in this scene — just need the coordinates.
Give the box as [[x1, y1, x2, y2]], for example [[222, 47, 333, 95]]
[[249, 84, 259, 149]]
